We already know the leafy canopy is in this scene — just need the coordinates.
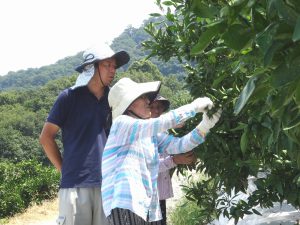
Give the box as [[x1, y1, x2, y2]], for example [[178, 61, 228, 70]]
[[143, 0, 300, 223]]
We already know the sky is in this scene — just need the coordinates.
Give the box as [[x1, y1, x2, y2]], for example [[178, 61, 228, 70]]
[[0, 0, 161, 75]]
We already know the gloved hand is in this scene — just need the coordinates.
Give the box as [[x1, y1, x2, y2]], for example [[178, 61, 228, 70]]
[[197, 109, 222, 133], [191, 97, 214, 113]]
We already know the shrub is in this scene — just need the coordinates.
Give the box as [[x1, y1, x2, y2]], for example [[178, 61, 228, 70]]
[[0, 160, 59, 218], [169, 198, 206, 225], [168, 171, 217, 225]]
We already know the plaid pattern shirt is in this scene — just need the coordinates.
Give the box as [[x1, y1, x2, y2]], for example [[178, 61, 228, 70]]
[[101, 103, 206, 222]]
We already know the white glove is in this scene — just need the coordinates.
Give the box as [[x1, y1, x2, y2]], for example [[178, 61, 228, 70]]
[[197, 109, 222, 133], [191, 97, 214, 113]]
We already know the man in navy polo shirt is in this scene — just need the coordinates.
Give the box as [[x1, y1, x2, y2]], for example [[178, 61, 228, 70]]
[[39, 44, 129, 225]]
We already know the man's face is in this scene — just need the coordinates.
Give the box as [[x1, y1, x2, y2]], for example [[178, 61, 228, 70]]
[[97, 58, 117, 86], [150, 101, 165, 118]]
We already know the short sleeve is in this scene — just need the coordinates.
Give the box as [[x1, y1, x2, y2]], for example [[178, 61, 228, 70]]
[[47, 89, 72, 128]]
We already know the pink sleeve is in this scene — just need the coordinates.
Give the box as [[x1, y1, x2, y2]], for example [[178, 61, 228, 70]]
[[158, 155, 176, 173]]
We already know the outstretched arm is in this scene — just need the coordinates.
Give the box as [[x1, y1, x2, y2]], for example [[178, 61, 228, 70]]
[[158, 110, 222, 155]]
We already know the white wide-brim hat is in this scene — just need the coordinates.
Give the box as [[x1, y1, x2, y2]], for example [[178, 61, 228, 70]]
[[109, 77, 161, 120], [75, 44, 130, 73], [71, 44, 130, 89]]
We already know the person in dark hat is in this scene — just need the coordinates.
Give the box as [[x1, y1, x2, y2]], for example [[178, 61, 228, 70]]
[[149, 95, 170, 118], [150, 95, 197, 225], [101, 77, 221, 225], [39, 43, 129, 225]]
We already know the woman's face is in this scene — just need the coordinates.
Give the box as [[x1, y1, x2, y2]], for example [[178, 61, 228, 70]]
[[150, 101, 165, 118], [128, 95, 151, 119]]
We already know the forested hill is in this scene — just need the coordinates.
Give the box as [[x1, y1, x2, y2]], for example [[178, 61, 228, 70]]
[[0, 54, 82, 90], [0, 19, 185, 91]]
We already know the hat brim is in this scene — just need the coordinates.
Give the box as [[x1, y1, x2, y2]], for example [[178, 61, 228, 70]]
[[114, 51, 130, 69], [112, 81, 161, 120], [75, 50, 130, 73], [154, 95, 170, 112]]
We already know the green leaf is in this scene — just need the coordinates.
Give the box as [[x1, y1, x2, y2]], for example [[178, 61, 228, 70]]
[[284, 129, 300, 146], [223, 209, 229, 218], [240, 129, 249, 154], [283, 116, 300, 131], [295, 81, 300, 105], [244, 210, 253, 215], [149, 13, 162, 17], [220, 6, 230, 18], [271, 62, 300, 87], [267, 0, 277, 20], [256, 23, 279, 54], [292, 17, 300, 42], [286, 191, 297, 203], [252, 208, 262, 216], [234, 76, 258, 115], [191, 21, 225, 55], [252, 9, 268, 32], [211, 71, 228, 88], [297, 153, 300, 170], [273, 0, 298, 26], [162, 1, 174, 6], [191, 2, 218, 18], [230, 122, 247, 131], [269, 84, 295, 116], [222, 24, 253, 51], [263, 41, 286, 67], [275, 182, 283, 195]]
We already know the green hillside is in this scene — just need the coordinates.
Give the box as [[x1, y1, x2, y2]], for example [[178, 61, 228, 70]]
[[0, 18, 185, 91]]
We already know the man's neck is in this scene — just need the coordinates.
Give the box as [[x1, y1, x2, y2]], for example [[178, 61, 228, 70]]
[[88, 78, 105, 100]]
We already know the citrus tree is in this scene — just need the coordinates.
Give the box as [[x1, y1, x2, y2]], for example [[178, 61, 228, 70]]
[[143, 0, 300, 223]]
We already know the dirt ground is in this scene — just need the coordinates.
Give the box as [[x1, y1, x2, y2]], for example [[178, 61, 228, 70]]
[[2, 175, 185, 225], [2, 198, 59, 225]]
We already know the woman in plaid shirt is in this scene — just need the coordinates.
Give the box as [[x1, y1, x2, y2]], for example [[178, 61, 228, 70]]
[[101, 78, 221, 225]]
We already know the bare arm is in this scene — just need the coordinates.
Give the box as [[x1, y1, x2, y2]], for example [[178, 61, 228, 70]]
[[172, 151, 197, 165], [39, 122, 62, 172], [158, 151, 197, 173]]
